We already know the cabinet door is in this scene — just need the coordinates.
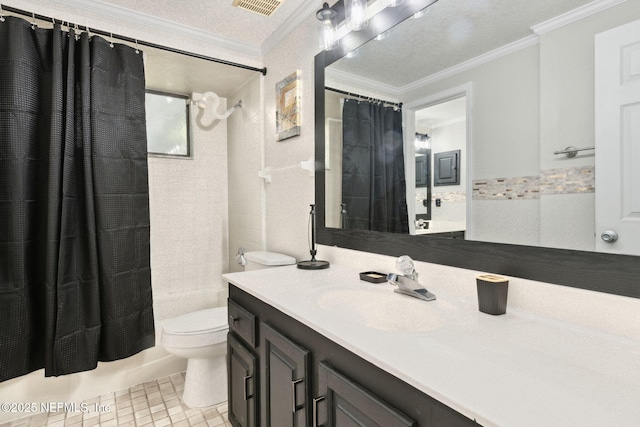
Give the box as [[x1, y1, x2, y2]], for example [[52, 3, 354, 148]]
[[228, 332, 258, 427], [434, 150, 460, 186], [315, 362, 415, 427], [416, 155, 428, 187], [260, 322, 310, 427]]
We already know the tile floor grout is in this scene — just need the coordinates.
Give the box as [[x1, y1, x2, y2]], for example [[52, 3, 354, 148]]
[[1, 372, 231, 427]]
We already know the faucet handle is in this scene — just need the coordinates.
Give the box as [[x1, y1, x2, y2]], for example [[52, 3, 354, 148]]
[[396, 255, 418, 280]]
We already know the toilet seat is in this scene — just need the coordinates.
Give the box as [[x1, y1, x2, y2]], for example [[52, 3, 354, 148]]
[[161, 307, 228, 348]]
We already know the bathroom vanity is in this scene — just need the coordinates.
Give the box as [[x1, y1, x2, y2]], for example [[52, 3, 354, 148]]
[[224, 265, 640, 427]]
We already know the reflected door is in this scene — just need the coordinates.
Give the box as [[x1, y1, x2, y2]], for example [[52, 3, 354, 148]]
[[595, 18, 640, 255]]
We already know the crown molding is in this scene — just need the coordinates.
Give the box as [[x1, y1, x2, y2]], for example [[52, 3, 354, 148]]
[[326, 34, 540, 98], [53, 0, 262, 57], [325, 66, 402, 100], [261, 0, 321, 55], [399, 35, 539, 95], [531, 0, 627, 35]]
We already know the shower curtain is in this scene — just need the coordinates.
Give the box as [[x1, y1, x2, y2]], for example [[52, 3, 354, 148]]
[[0, 16, 154, 382], [341, 98, 409, 233]]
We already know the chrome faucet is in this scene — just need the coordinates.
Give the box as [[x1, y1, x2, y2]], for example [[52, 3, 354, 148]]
[[387, 256, 436, 301]]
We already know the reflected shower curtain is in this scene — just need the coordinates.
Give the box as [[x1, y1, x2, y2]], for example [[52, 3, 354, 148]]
[[342, 98, 408, 233], [0, 17, 154, 382]]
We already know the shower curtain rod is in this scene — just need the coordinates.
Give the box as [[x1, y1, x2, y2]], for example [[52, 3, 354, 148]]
[[0, 4, 268, 76], [325, 86, 402, 108]]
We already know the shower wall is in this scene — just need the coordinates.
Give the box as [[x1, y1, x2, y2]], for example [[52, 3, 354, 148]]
[[227, 74, 267, 274], [149, 98, 230, 322]]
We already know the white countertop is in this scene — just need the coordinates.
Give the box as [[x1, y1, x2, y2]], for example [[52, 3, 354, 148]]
[[223, 264, 640, 427]]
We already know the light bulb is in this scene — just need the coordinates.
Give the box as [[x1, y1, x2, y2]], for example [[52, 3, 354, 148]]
[[346, 0, 368, 31], [316, 2, 338, 51]]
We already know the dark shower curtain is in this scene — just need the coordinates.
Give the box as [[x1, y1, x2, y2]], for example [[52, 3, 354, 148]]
[[342, 98, 409, 233], [0, 16, 154, 382]]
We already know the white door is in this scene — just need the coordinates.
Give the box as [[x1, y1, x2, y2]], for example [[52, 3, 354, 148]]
[[595, 19, 640, 255]]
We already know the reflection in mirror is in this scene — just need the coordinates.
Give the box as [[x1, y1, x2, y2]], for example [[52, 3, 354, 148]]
[[323, 0, 640, 256], [413, 96, 466, 237], [325, 90, 408, 233]]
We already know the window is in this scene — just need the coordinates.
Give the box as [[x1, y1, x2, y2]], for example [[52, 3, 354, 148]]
[[145, 90, 192, 157]]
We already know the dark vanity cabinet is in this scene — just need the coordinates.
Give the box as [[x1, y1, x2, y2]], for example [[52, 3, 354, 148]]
[[228, 333, 258, 427], [260, 322, 310, 427], [228, 300, 259, 427], [227, 285, 479, 427], [316, 362, 415, 427]]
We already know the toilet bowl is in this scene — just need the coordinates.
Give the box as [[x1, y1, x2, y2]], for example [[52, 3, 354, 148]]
[[161, 307, 228, 408], [162, 251, 295, 408]]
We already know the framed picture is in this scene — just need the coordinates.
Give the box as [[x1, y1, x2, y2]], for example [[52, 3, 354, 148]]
[[276, 71, 301, 141]]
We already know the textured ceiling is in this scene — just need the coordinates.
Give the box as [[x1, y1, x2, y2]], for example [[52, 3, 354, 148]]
[[99, 0, 312, 50], [329, 0, 599, 89], [96, 0, 315, 96], [63, 0, 608, 97]]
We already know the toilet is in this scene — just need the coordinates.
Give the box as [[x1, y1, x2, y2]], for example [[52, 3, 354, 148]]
[[160, 251, 296, 408]]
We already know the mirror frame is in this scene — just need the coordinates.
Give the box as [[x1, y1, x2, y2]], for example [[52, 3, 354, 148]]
[[314, 0, 640, 299]]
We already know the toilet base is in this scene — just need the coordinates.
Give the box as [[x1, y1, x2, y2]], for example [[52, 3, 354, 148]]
[[182, 356, 228, 408]]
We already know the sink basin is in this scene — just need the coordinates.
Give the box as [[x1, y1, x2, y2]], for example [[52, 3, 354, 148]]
[[315, 287, 444, 332]]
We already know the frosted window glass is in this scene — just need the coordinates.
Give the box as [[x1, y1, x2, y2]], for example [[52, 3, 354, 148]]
[[146, 91, 191, 157]]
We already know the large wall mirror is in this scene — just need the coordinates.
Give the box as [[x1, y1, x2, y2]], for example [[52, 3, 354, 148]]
[[315, 0, 640, 298]]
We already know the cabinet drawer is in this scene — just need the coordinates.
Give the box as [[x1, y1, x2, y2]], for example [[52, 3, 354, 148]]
[[228, 299, 257, 347]]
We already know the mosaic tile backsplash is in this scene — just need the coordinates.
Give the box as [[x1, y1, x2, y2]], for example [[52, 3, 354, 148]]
[[473, 165, 594, 200]]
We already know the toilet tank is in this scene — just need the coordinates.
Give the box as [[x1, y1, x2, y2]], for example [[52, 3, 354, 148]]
[[244, 251, 296, 271]]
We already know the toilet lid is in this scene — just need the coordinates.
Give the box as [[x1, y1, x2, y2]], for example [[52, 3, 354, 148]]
[[245, 251, 296, 266], [162, 307, 228, 334]]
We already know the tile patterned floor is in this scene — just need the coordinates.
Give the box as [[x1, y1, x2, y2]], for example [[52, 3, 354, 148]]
[[1, 372, 231, 427]]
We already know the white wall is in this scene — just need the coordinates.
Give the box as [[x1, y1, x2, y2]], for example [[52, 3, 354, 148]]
[[262, 14, 319, 260], [227, 74, 267, 273], [404, 45, 541, 180], [430, 121, 466, 225], [149, 98, 230, 320]]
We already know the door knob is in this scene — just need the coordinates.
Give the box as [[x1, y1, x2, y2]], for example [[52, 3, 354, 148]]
[[601, 230, 618, 243]]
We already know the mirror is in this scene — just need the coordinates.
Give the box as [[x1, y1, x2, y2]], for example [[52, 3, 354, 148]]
[[315, 0, 640, 297], [322, 0, 640, 253]]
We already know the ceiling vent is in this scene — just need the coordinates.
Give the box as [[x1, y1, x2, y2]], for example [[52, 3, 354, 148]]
[[232, 0, 284, 17]]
